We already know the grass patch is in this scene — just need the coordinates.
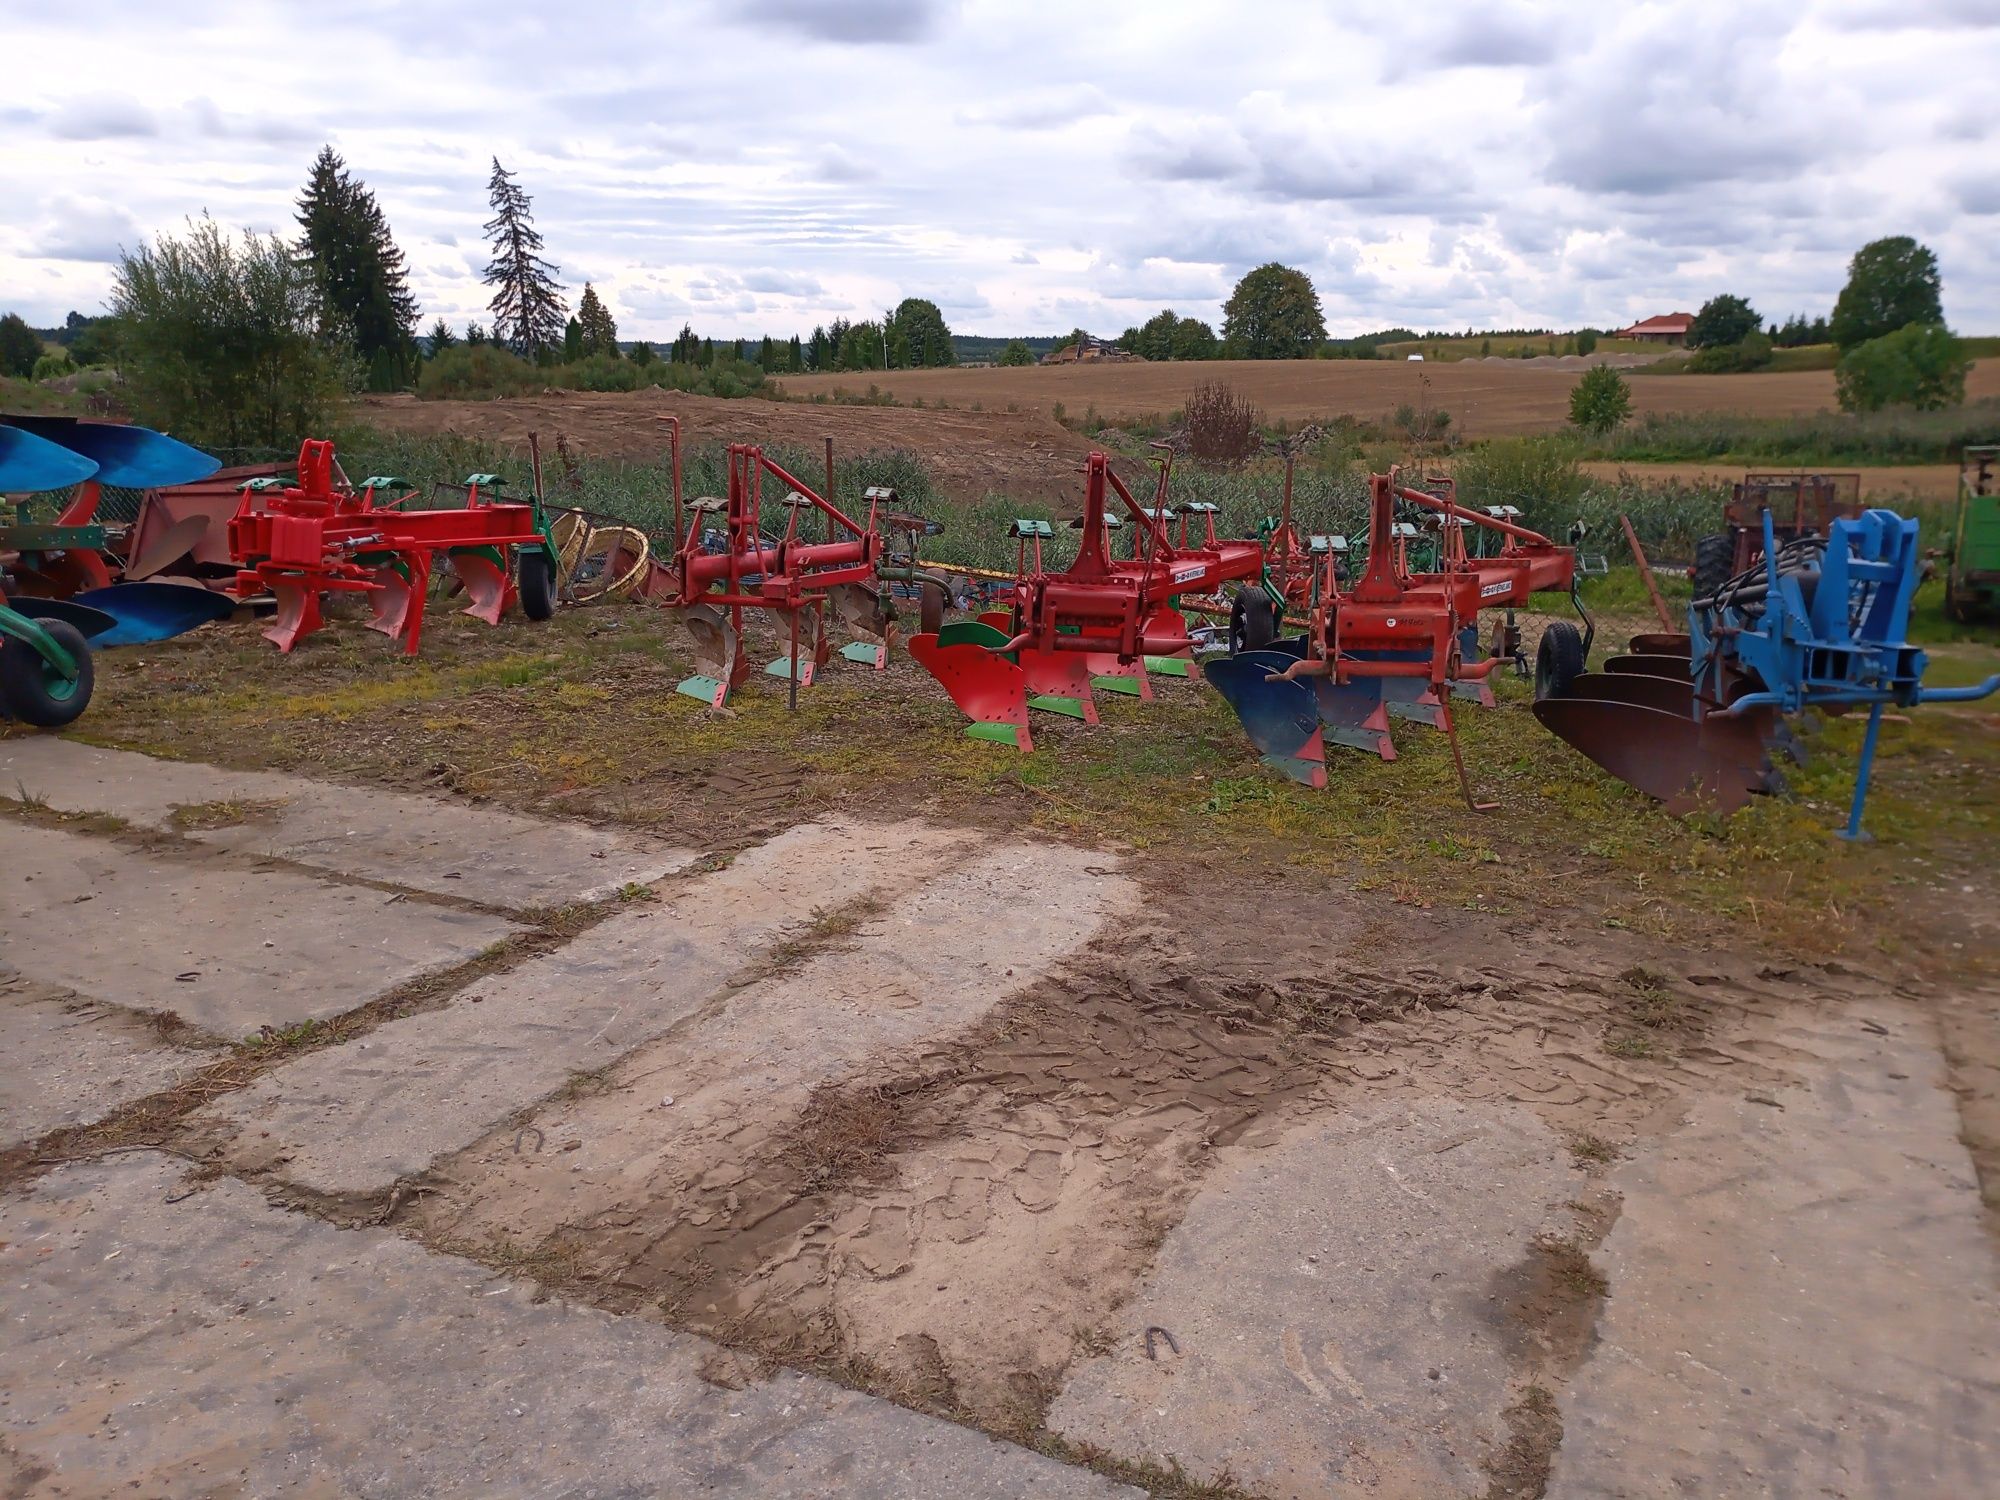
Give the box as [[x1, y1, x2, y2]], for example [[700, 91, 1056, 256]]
[[168, 796, 286, 830]]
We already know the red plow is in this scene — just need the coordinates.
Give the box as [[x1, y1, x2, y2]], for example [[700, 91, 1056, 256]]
[[1204, 467, 1580, 807], [907, 449, 1264, 750], [228, 439, 556, 654]]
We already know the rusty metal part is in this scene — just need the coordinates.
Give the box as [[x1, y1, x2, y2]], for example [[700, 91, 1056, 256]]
[[1619, 512, 1676, 630]]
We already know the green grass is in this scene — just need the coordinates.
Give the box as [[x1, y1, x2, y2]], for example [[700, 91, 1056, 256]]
[[1583, 399, 2000, 467]]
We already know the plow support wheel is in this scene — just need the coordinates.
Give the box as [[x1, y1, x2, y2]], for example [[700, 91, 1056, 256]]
[[1203, 651, 1328, 788], [908, 631, 1034, 750]]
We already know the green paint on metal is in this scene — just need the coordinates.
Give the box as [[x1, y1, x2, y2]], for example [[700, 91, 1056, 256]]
[[1092, 675, 1143, 696], [0, 522, 106, 552], [964, 722, 1023, 747], [0, 603, 79, 681], [1027, 693, 1087, 720], [764, 654, 813, 681], [1144, 655, 1192, 677], [675, 675, 724, 704], [839, 641, 882, 665], [937, 619, 1013, 650]]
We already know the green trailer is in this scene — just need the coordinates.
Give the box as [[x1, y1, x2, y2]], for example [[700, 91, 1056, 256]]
[[1946, 446, 2000, 624]]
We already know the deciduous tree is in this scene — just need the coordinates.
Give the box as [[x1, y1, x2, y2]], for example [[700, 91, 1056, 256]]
[[1221, 264, 1324, 359], [1687, 294, 1760, 350], [1568, 364, 1632, 434], [0, 312, 41, 377], [1835, 323, 1968, 412], [1831, 237, 1943, 352]]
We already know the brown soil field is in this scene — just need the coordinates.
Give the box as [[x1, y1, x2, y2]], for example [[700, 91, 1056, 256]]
[[771, 357, 2000, 435], [1580, 460, 1964, 502], [360, 389, 1111, 504]]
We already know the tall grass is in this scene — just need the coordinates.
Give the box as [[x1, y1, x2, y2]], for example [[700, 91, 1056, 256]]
[[1585, 398, 2000, 465]]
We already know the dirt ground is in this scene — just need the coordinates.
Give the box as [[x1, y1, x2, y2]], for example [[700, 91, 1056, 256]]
[[4, 594, 1998, 1498], [771, 357, 2000, 433], [361, 388, 1112, 503]]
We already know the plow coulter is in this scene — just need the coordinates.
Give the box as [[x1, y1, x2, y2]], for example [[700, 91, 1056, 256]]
[[1204, 468, 1580, 807], [639, 420, 945, 709], [228, 440, 557, 655], [1535, 507, 2000, 837], [907, 449, 1264, 750]]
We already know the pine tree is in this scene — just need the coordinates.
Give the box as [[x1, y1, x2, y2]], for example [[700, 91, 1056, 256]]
[[481, 158, 566, 359], [465, 321, 487, 346], [296, 145, 420, 388], [577, 283, 619, 357], [672, 322, 698, 364], [428, 318, 456, 357]]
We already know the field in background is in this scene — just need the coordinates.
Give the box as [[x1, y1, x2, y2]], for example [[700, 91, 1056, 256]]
[[774, 357, 2000, 436]]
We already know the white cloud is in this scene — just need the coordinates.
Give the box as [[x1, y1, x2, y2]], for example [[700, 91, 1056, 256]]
[[0, 1, 1995, 336]]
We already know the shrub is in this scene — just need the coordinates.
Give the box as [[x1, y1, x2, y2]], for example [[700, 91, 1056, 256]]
[[1569, 365, 1632, 434], [1835, 323, 1970, 413], [1452, 435, 1588, 513], [0, 313, 41, 376], [32, 350, 74, 381], [1688, 332, 1773, 374], [998, 339, 1035, 367], [1575, 328, 1599, 356], [1184, 380, 1263, 466], [417, 344, 540, 399]]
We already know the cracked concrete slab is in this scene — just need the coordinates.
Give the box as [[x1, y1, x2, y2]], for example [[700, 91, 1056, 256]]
[[1, 821, 518, 1036], [1546, 998, 2000, 1498], [1048, 1097, 1587, 1498], [0, 974, 219, 1147], [0, 1155, 1135, 1499], [0, 738, 693, 910], [196, 818, 983, 1198]]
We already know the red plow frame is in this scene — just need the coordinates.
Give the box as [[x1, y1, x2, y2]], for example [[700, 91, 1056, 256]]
[[908, 450, 1265, 749], [1205, 467, 1579, 807], [627, 419, 896, 708], [227, 439, 553, 654]]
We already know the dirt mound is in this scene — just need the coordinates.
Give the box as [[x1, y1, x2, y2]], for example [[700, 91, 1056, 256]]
[[359, 388, 1110, 504]]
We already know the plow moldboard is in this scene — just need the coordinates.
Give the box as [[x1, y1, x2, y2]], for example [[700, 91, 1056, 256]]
[[1628, 632, 1692, 657], [72, 582, 234, 647], [908, 632, 1034, 750], [1605, 653, 1697, 679], [1203, 652, 1328, 787], [1533, 695, 1775, 815]]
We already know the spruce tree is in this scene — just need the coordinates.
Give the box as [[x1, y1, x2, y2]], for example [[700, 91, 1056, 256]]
[[577, 283, 619, 357], [428, 318, 456, 357], [672, 322, 698, 364], [563, 316, 583, 363], [465, 321, 487, 346], [481, 158, 567, 359], [296, 145, 420, 388]]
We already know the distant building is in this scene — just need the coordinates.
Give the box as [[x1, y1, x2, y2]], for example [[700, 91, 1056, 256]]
[[1610, 312, 1695, 346], [1041, 334, 1143, 365]]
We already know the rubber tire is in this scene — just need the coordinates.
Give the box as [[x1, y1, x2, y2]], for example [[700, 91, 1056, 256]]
[[1692, 531, 1735, 602], [0, 620, 94, 728], [517, 548, 556, 621], [1534, 620, 1586, 701], [919, 579, 947, 636], [1230, 585, 1279, 655]]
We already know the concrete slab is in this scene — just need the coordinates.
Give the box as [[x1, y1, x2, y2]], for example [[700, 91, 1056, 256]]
[[417, 837, 1137, 1255], [198, 818, 982, 1197], [1546, 997, 2000, 1498], [1, 822, 518, 1037], [0, 738, 693, 910], [0, 1155, 1135, 1499], [0, 973, 218, 1147], [1048, 1097, 1586, 1499]]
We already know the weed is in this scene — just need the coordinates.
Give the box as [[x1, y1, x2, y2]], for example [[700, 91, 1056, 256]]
[[1566, 1133, 1619, 1167], [615, 881, 657, 902]]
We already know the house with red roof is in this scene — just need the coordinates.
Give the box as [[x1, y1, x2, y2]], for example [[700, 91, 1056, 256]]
[[1610, 312, 1695, 346]]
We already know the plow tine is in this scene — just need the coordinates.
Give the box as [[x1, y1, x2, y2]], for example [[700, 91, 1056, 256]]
[[263, 581, 321, 653], [1533, 694, 1777, 814], [908, 632, 1034, 750], [1203, 653, 1328, 788], [1442, 705, 1498, 813], [449, 548, 509, 625]]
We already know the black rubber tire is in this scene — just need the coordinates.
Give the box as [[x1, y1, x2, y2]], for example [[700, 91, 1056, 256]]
[[1230, 584, 1280, 655], [517, 547, 556, 621], [1692, 531, 1735, 602], [1534, 620, 1586, 701], [918, 579, 947, 635], [0, 620, 94, 728]]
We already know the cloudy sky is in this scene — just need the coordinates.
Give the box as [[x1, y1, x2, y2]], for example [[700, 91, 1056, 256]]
[[4, 0, 1997, 342]]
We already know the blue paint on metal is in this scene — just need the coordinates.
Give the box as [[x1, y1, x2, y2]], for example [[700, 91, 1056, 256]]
[[1, 418, 220, 489], [0, 425, 99, 492], [71, 582, 234, 646]]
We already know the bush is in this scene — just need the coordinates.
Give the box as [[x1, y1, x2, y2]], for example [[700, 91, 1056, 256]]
[[1574, 328, 1599, 356], [0, 313, 42, 376], [1569, 365, 1632, 434], [1835, 323, 1970, 413], [111, 215, 353, 448], [417, 344, 541, 400], [1183, 380, 1262, 467], [998, 339, 1034, 367], [1687, 332, 1773, 374], [31, 350, 74, 381], [1451, 435, 1589, 513]]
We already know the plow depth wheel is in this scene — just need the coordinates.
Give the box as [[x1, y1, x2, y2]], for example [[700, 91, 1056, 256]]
[[0, 619, 94, 728]]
